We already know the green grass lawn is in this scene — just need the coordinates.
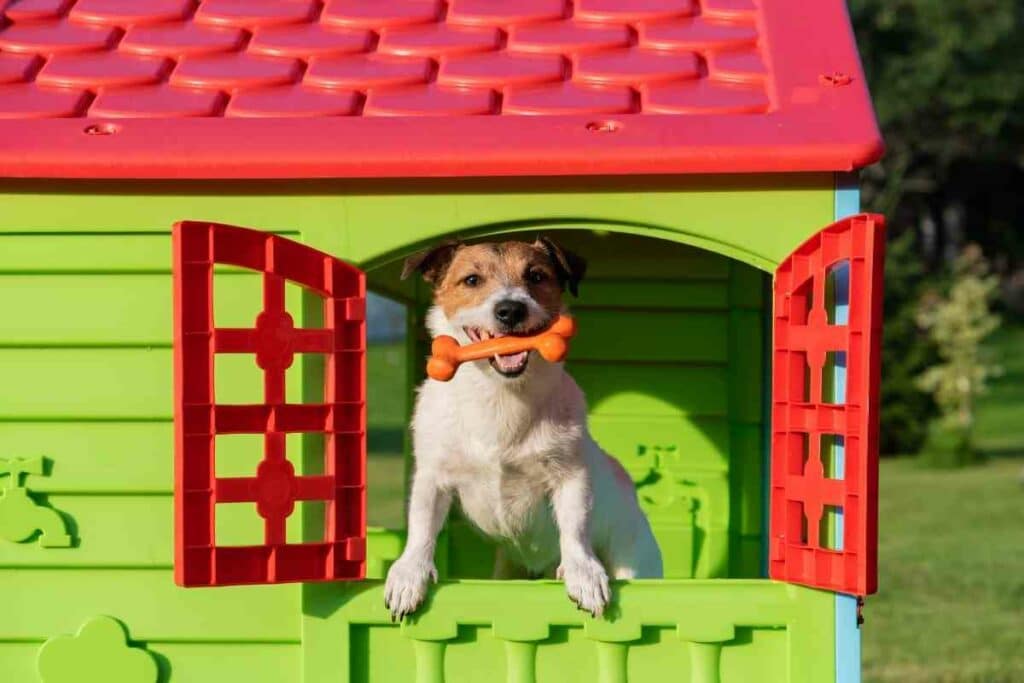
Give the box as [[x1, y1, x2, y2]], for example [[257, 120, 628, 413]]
[[865, 458, 1024, 682], [973, 324, 1024, 457], [864, 323, 1024, 682]]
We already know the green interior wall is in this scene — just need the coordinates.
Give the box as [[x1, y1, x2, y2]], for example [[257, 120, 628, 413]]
[[0, 175, 837, 682]]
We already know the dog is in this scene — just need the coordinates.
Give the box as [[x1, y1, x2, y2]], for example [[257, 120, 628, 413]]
[[384, 237, 663, 620]]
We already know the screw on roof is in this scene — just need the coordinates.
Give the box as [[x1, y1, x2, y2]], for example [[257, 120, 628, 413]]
[[819, 72, 853, 87], [83, 123, 120, 136]]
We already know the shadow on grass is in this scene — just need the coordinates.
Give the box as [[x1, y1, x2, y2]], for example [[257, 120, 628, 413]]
[[978, 446, 1024, 459]]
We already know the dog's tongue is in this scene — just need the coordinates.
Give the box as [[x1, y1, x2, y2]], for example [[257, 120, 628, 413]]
[[493, 350, 529, 372]]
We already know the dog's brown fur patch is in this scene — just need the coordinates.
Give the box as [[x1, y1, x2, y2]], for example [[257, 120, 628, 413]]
[[432, 242, 564, 321]]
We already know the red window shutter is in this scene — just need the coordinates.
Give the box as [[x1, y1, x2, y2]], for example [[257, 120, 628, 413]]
[[173, 221, 366, 587], [769, 213, 885, 596]]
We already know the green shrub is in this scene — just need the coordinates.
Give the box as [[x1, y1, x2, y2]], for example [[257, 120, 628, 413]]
[[918, 420, 982, 468]]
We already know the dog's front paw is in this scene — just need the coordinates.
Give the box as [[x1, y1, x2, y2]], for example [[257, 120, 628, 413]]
[[557, 555, 610, 617], [384, 555, 438, 621]]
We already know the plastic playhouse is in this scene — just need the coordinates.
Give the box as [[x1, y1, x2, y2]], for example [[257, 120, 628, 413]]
[[0, 0, 886, 681]]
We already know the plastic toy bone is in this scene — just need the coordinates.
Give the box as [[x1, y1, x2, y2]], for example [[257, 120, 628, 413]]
[[427, 315, 578, 382], [0, 457, 72, 548]]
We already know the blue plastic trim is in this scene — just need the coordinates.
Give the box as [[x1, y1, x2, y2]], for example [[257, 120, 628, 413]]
[[836, 592, 861, 683], [834, 171, 862, 683], [835, 173, 861, 218], [828, 260, 850, 551]]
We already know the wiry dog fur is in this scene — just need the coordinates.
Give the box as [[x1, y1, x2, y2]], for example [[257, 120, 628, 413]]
[[384, 237, 662, 620]]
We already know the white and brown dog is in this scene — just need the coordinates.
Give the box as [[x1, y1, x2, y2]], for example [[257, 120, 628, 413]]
[[384, 237, 662, 620]]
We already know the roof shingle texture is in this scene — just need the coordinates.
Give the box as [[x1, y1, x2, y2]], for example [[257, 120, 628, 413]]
[[0, 0, 770, 119]]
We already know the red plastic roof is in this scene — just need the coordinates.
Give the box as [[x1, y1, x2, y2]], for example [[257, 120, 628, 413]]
[[0, 0, 883, 179]]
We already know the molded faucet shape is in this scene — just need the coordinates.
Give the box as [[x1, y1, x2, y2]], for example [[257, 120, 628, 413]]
[[0, 457, 72, 547]]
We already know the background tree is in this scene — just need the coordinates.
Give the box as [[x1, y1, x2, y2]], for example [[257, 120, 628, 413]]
[[851, 0, 1024, 272], [849, 0, 1024, 454]]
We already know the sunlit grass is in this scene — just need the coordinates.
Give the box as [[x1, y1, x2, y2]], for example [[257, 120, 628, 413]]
[[864, 458, 1024, 682], [974, 324, 1024, 456], [865, 323, 1024, 682]]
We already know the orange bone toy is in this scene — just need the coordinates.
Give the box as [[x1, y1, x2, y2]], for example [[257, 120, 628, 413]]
[[427, 315, 577, 382]]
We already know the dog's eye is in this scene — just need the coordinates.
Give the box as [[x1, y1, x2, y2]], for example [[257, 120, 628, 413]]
[[527, 270, 546, 284], [463, 274, 481, 287]]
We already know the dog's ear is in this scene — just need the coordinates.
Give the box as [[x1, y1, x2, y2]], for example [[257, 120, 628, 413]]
[[401, 240, 462, 286], [536, 236, 587, 297]]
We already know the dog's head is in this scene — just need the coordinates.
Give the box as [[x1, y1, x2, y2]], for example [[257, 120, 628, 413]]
[[402, 237, 587, 380]]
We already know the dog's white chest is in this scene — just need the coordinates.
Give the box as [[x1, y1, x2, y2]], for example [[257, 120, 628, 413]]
[[447, 441, 556, 540], [411, 359, 587, 571]]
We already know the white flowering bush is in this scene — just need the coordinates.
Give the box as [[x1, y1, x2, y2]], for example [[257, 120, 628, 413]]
[[916, 244, 1002, 465]]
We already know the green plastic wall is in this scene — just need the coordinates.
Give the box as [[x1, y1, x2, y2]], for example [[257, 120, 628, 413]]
[[303, 579, 834, 683], [0, 176, 837, 682]]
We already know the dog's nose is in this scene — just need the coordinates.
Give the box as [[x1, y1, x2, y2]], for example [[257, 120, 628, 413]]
[[494, 300, 528, 327]]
